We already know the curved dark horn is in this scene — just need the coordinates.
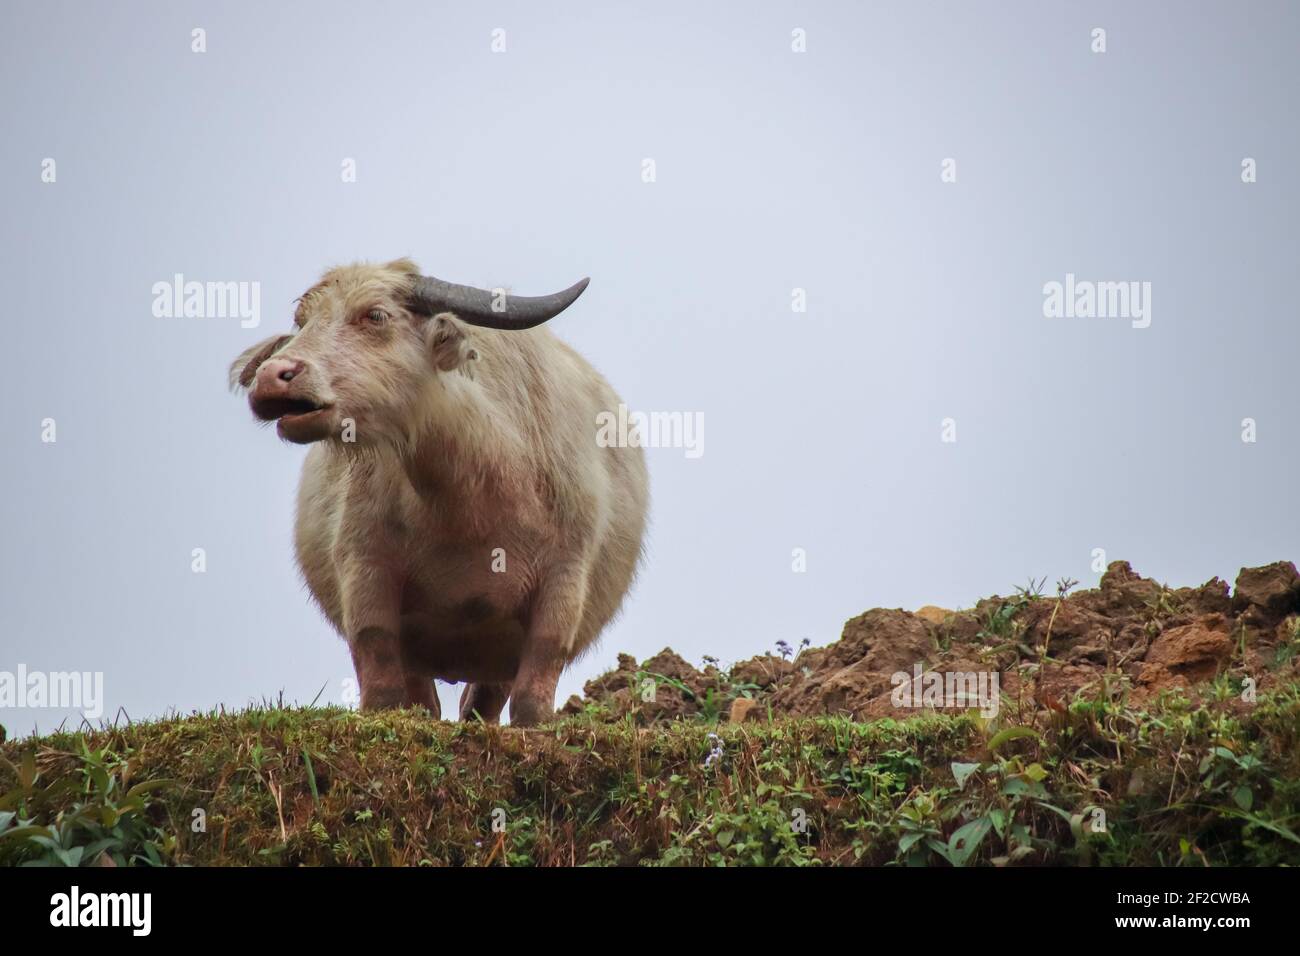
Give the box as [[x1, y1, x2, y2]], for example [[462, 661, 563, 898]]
[[407, 275, 590, 330]]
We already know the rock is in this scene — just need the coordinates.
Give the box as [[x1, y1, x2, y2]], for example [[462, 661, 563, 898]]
[[729, 654, 794, 690], [914, 605, 952, 625], [841, 609, 935, 675], [1087, 561, 1162, 616], [560, 694, 585, 715], [1183, 577, 1233, 616], [564, 559, 1298, 724], [640, 648, 702, 683], [633, 649, 710, 722], [772, 661, 893, 719], [581, 653, 639, 700], [729, 697, 758, 723], [766, 609, 933, 719], [1101, 560, 1141, 588], [1033, 663, 1107, 703], [1232, 562, 1300, 624], [1063, 644, 1109, 665], [1022, 601, 1113, 653], [1138, 615, 1233, 689]]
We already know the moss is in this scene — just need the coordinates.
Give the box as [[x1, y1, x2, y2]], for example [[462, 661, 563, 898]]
[[2, 685, 1298, 866]]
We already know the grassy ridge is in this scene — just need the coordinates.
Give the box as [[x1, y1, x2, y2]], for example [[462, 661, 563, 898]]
[[2, 684, 1299, 866]]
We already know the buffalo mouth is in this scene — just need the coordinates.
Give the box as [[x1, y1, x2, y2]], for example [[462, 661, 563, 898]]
[[250, 395, 329, 423], [249, 394, 336, 443]]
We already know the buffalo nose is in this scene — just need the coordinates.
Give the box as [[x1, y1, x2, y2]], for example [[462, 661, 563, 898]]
[[259, 357, 305, 386]]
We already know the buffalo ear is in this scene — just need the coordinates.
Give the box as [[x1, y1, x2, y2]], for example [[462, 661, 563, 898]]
[[425, 313, 478, 375], [229, 334, 293, 390]]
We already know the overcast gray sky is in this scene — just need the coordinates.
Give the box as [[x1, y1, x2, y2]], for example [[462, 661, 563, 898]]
[[2, 1, 1297, 734]]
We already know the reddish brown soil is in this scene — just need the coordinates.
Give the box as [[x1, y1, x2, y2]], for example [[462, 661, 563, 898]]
[[564, 561, 1300, 724]]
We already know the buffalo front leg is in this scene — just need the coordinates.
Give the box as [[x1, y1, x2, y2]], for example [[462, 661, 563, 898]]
[[510, 568, 587, 727], [341, 562, 411, 711]]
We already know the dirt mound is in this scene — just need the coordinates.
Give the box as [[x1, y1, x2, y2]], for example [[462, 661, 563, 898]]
[[569, 561, 1300, 724]]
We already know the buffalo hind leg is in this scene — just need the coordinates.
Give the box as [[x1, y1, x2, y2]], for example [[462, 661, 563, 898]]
[[405, 675, 442, 718], [459, 682, 511, 723]]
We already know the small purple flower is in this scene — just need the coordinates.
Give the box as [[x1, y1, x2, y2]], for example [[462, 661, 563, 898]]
[[704, 732, 724, 769]]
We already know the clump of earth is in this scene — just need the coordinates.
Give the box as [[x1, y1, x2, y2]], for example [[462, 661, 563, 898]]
[[561, 561, 1300, 724]]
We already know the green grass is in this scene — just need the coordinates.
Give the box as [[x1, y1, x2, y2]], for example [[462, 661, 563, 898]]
[[3, 683, 1299, 866]]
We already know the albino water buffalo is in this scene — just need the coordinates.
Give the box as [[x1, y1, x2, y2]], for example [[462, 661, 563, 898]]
[[230, 259, 648, 725]]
